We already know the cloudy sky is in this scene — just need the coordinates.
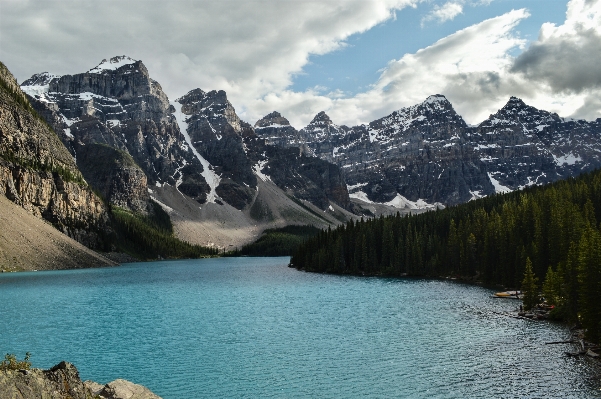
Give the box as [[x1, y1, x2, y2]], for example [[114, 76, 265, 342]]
[[1, 0, 600, 127]]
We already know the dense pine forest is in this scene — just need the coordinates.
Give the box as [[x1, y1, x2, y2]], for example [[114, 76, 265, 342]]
[[228, 225, 321, 257], [290, 169, 601, 342], [111, 201, 219, 260]]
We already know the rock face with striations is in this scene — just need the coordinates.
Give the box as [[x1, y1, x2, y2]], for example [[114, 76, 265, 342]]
[[470, 96, 601, 190], [0, 361, 162, 399], [0, 62, 110, 249], [254, 111, 308, 152], [244, 123, 351, 211], [174, 88, 256, 209]]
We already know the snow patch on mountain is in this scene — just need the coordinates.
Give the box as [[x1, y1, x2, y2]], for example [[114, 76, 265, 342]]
[[384, 193, 442, 210], [20, 72, 60, 101], [488, 173, 511, 194], [253, 160, 272, 182], [255, 124, 286, 130], [88, 56, 137, 74], [553, 153, 582, 166], [171, 101, 221, 203], [349, 190, 373, 203], [347, 182, 368, 191], [350, 190, 442, 211], [469, 190, 485, 201], [21, 85, 50, 99]]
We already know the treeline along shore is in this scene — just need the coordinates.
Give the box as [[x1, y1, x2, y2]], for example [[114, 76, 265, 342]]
[[290, 168, 601, 343]]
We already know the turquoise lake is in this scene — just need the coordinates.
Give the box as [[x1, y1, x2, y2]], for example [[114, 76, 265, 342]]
[[1, 257, 600, 398]]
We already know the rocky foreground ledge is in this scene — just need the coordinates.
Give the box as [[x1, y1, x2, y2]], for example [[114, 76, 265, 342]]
[[0, 361, 161, 399]]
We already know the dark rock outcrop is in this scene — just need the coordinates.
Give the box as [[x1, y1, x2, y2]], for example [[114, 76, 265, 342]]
[[75, 143, 150, 213], [176, 89, 255, 209], [176, 90, 353, 211], [254, 111, 307, 152], [244, 125, 351, 211]]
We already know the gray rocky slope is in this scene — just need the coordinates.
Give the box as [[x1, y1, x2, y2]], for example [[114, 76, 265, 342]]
[[255, 95, 601, 207], [21, 57, 356, 248]]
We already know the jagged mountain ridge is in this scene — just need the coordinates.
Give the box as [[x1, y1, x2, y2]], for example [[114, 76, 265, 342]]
[[22, 56, 209, 211], [255, 95, 601, 206], [21, 56, 355, 248]]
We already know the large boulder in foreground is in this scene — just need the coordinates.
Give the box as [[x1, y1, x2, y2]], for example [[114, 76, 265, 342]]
[[0, 361, 161, 399], [85, 379, 162, 399]]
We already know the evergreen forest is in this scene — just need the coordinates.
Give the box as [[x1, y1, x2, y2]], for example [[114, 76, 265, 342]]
[[228, 225, 321, 256], [290, 169, 601, 342], [111, 201, 219, 260]]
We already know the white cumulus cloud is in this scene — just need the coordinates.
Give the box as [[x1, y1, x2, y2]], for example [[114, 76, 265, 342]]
[[421, 2, 464, 26], [2, 0, 600, 128], [255, 0, 601, 127], [0, 0, 419, 123]]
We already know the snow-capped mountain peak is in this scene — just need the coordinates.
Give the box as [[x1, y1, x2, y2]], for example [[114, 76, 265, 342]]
[[21, 72, 60, 87], [423, 94, 449, 106], [20, 72, 61, 99], [88, 55, 138, 74]]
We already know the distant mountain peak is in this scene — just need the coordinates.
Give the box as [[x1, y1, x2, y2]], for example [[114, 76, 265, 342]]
[[21, 72, 61, 87], [505, 96, 527, 107], [177, 88, 207, 104], [423, 94, 449, 104], [88, 56, 138, 74], [255, 111, 291, 128], [310, 111, 332, 125]]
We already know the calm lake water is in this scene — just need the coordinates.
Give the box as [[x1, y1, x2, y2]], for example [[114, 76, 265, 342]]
[[1, 257, 600, 398]]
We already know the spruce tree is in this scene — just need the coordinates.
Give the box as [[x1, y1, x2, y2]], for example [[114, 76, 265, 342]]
[[521, 257, 539, 311], [542, 266, 561, 307]]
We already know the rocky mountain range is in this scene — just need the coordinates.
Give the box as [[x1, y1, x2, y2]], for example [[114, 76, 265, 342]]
[[20, 56, 354, 249], [11, 55, 601, 251], [255, 95, 601, 207]]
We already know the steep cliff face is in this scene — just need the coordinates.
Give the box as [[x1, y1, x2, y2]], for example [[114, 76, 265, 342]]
[[244, 129, 351, 211], [174, 89, 353, 212], [471, 96, 601, 191], [75, 143, 150, 213], [254, 111, 307, 152], [0, 62, 110, 249], [175, 89, 255, 209], [23, 58, 355, 217]]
